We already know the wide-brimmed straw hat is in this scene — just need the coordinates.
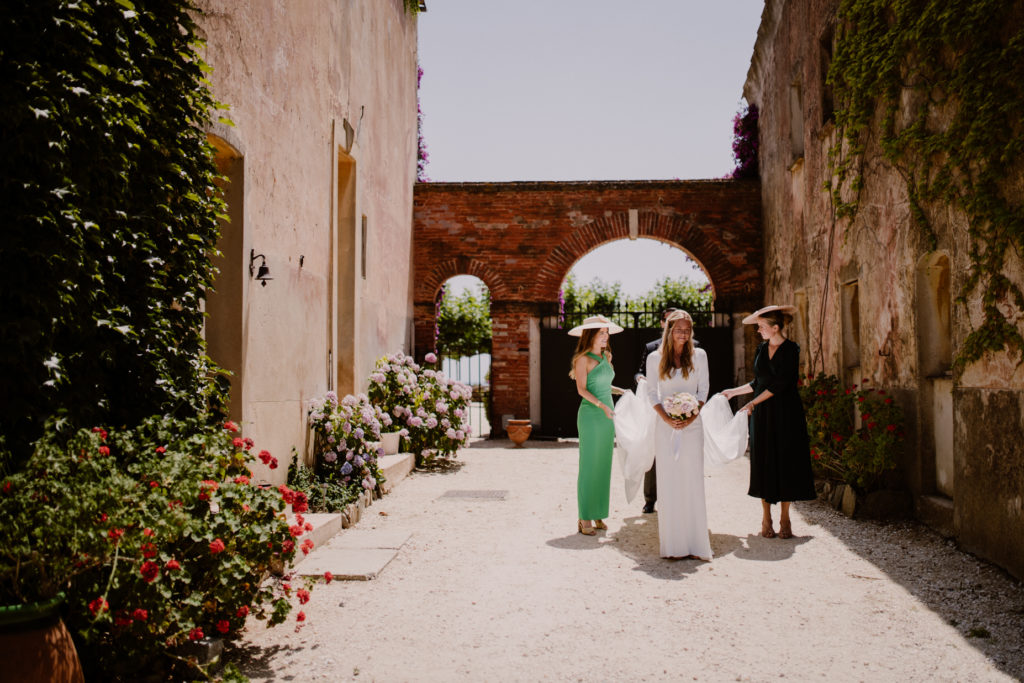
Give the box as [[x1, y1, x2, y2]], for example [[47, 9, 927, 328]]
[[741, 304, 797, 325], [567, 315, 624, 337]]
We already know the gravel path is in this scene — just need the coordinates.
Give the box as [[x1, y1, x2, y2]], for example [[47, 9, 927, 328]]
[[235, 440, 1024, 682]]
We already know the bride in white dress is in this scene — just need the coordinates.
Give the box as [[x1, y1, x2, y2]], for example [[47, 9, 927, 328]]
[[645, 311, 713, 560]]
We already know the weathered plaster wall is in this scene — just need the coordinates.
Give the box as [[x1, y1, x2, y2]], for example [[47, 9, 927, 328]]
[[412, 180, 763, 430], [194, 0, 419, 483], [745, 0, 1024, 579]]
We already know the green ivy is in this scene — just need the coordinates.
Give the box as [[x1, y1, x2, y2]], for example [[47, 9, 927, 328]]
[[437, 284, 491, 358], [827, 0, 1024, 370], [0, 0, 229, 470]]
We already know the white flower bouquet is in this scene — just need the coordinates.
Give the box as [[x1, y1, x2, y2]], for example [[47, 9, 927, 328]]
[[662, 391, 700, 420]]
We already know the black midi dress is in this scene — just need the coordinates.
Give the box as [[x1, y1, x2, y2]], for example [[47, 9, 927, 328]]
[[747, 339, 816, 503]]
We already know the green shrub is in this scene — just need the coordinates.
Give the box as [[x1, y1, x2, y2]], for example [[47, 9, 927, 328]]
[[0, 417, 311, 680], [306, 391, 386, 504], [368, 353, 473, 466], [800, 374, 903, 492], [0, 0, 229, 471]]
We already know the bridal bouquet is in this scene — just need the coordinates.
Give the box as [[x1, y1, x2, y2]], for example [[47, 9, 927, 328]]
[[663, 391, 700, 419]]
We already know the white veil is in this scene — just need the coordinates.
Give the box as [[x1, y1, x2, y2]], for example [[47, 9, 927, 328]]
[[613, 383, 748, 503]]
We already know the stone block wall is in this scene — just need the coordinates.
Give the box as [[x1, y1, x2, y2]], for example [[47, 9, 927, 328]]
[[744, 0, 1024, 579]]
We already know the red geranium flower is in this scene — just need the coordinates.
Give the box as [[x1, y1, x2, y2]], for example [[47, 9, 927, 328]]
[[296, 588, 310, 605], [224, 421, 239, 433], [88, 597, 109, 615], [209, 538, 226, 554], [885, 398, 893, 404], [165, 559, 181, 571], [282, 540, 295, 554], [141, 542, 158, 559], [143, 528, 154, 537], [115, 611, 132, 627], [324, 572, 333, 584], [108, 528, 124, 544], [140, 560, 160, 583], [234, 475, 250, 485], [1, 481, 10, 495], [886, 424, 896, 432], [292, 491, 309, 514], [149, 481, 159, 489], [296, 611, 306, 623], [236, 605, 250, 618], [189, 627, 204, 641], [289, 524, 304, 538], [300, 539, 314, 555], [155, 446, 166, 454], [216, 620, 230, 634], [132, 608, 148, 622], [269, 457, 278, 469], [243, 437, 254, 451], [280, 486, 296, 505], [232, 437, 244, 449], [98, 445, 110, 456]]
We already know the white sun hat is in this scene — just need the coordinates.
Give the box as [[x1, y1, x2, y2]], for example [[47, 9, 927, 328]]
[[741, 304, 798, 325], [567, 315, 624, 337]]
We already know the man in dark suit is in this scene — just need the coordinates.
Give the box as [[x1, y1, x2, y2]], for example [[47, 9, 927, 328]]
[[634, 306, 679, 514]]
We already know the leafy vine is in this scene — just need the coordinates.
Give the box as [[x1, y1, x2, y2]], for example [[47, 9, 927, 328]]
[[826, 0, 1024, 370]]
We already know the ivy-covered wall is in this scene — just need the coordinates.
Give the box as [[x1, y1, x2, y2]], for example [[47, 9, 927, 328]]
[[744, 0, 1024, 579]]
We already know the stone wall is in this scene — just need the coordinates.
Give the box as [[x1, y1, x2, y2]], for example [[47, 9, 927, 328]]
[[194, 0, 419, 483], [744, 0, 1024, 578], [412, 180, 763, 432]]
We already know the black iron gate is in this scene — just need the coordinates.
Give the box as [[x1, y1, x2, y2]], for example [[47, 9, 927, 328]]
[[536, 307, 733, 438]]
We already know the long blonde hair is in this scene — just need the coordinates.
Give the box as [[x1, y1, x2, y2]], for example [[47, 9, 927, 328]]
[[658, 310, 695, 380], [568, 328, 613, 379]]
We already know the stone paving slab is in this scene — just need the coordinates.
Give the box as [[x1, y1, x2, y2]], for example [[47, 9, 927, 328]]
[[329, 528, 412, 550], [294, 547, 400, 581]]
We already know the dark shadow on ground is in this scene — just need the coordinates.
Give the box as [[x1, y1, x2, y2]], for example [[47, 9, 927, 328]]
[[228, 642, 300, 680], [798, 498, 1024, 680], [603, 515, 745, 580], [731, 532, 812, 562], [413, 458, 465, 475], [546, 531, 614, 551]]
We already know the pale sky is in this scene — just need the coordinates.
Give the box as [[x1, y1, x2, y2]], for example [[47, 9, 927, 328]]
[[417, 0, 765, 295]]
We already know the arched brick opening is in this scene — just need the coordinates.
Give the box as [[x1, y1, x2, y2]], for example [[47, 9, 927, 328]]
[[413, 180, 762, 434]]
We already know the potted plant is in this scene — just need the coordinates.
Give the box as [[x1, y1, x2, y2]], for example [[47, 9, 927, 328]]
[[0, 417, 311, 680]]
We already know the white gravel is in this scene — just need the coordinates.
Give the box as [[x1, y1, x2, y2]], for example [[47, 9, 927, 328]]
[[234, 440, 1024, 682]]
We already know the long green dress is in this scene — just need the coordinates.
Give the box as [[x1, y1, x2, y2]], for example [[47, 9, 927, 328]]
[[577, 352, 615, 520]]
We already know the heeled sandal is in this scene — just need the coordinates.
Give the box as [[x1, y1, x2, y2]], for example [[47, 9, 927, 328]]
[[760, 519, 776, 538], [593, 520, 607, 530], [578, 520, 596, 536], [778, 520, 793, 539]]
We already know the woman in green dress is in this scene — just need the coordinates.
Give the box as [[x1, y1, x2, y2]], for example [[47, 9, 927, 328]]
[[569, 315, 623, 535]]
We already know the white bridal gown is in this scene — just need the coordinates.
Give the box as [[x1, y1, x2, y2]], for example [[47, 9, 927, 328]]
[[646, 348, 713, 560]]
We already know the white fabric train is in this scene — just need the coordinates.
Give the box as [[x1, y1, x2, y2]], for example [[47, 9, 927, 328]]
[[613, 380, 748, 503]]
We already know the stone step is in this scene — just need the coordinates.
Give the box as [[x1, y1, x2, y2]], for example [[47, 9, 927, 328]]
[[378, 451, 415, 493]]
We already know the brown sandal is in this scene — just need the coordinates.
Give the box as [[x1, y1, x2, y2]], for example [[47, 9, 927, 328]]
[[578, 520, 596, 536], [593, 520, 608, 530], [761, 519, 776, 538], [778, 520, 793, 539]]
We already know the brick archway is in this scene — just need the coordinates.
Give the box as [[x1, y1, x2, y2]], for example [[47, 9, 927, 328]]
[[413, 179, 762, 434]]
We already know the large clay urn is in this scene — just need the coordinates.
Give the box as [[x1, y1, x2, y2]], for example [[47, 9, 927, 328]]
[[506, 419, 532, 447], [0, 596, 84, 683]]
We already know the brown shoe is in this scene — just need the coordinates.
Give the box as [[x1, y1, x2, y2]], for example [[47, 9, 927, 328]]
[[593, 520, 608, 530], [578, 520, 596, 536], [778, 520, 793, 539]]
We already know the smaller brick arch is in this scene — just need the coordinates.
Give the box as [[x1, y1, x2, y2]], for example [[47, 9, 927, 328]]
[[417, 257, 511, 302], [413, 180, 762, 432]]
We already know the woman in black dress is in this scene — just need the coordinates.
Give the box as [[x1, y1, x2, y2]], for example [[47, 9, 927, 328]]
[[722, 305, 816, 539]]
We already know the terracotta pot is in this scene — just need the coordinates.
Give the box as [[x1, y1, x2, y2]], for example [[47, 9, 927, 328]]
[[0, 596, 84, 683], [506, 419, 532, 447], [381, 431, 402, 456]]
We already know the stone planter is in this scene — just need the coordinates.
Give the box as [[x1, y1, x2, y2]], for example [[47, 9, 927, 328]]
[[506, 419, 532, 447], [381, 431, 402, 456], [0, 596, 84, 683]]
